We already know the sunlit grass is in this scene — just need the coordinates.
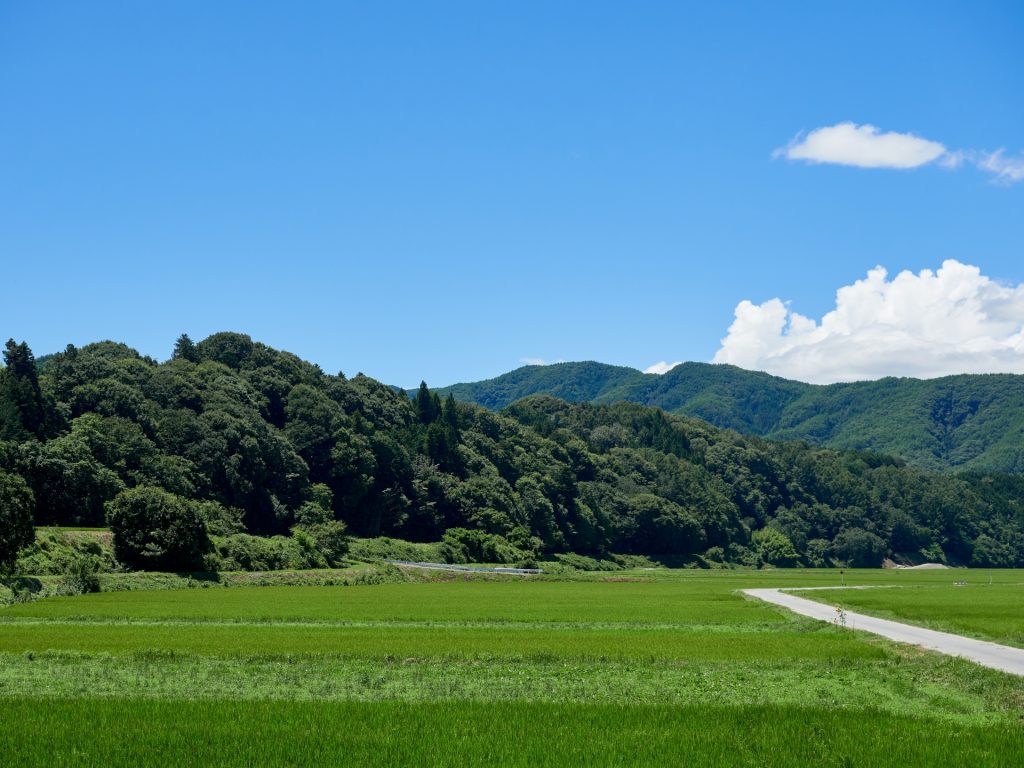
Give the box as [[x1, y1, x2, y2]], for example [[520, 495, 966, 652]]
[[3, 570, 1023, 766], [3, 699, 1022, 768], [807, 583, 1024, 647], [0, 621, 882, 661]]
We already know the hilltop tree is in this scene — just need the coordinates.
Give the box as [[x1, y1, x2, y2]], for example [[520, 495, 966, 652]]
[[0, 339, 46, 440], [172, 334, 200, 363], [414, 381, 440, 425]]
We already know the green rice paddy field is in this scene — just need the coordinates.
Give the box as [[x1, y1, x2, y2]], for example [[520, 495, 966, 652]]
[[808, 581, 1024, 648], [2, 568, 1023, 766]]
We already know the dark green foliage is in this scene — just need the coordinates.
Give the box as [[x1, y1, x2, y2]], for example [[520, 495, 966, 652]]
[[752, 528, 800, 567], [831, 528, 888, 567], [106, 487, 212, 571], [619, 495, 705, 555], [291, 486, 349, 565], [0, 340, 47, 440], [432, 361, 646, 411], [193, 500, 245, 536], [210, 532, 324, 571], [435, 362, 1024, 474], [295, 521, 349, 565], [195, 332, 256, 369], [0, 470, 35, 573], [414, 381, 440, 425], [171, 334, 199, 363], [15, 430, 127, 526], [438, 528, 531, 564], [2, 333, 1023, 571], [347, 536, 443, 563]]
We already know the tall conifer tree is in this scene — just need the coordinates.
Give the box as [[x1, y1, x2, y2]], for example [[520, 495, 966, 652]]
[[0, 339, 45, 440], [172, 333, 200, 363]]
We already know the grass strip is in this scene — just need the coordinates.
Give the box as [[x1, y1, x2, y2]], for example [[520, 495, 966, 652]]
[[0, 622, 883, 661], [2, 651, 1022, 724], [3, 699, 1023, 767]]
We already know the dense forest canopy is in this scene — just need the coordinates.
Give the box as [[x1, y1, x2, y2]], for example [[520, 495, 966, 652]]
[[1, 333, 1023, 570], [434, 361, 1024, 474]]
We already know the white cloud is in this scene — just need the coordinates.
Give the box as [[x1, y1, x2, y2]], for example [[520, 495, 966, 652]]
[[777, 123, 947, 169], [776, 123, 1023, 184], [520, 357, 547, 366], [644, 361, 682, 375], [977, 150, 1024, 184], [713, 260, 1024, 384]]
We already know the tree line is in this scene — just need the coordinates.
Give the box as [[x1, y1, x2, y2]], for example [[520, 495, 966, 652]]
[[435, 360, 1024, 474], [1, 333, 1022, 573]]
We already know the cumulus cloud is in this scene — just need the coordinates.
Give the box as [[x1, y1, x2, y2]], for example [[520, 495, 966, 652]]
[[520, 357, 547, 366], [713, 260, 1024, 384], [777, 123, 947, 169], [776, 122, 1023, 183], [644, 361, 682, 375]]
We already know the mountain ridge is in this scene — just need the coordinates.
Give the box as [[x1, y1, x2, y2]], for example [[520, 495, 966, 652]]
[[432, 362, 1024, 474]]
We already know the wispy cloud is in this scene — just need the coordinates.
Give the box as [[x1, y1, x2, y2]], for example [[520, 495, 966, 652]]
[[977, 149, 1024, 184], [519, 357, 547, 366], [713, 260, 1024, 384], [776, 122, 1023, 183]]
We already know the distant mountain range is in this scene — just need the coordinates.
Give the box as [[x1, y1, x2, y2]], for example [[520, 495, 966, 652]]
[[433, 362, 1024, 474]]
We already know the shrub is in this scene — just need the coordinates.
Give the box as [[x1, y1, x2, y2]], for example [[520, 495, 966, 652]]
[[295, 521, 349, 566], [211, 533, 308, 572], [194, 500, 245, 536], [438, 528, 528, 565], [613, 554, 660, 569], [62, 554, 101, 594], [726, 542, 760, 568], [919, 542, 947, 564], [15, 530, 118, 577], [294, 501, 332, 526], [753, 527, 800, 567], [0, 471, 35, 574], [553, 553, 623, 572], [348, 537, 443, 563], [703, 546, 725, 564], [105, 486, 212, 572], [804, 538, 833, 568]]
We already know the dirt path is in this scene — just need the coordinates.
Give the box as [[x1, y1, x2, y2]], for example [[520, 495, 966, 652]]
[[743, 588, 1024, 677]]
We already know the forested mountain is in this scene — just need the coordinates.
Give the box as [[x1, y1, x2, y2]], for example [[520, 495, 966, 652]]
[[434, 363, 1024, 474], [1, 334, 1023, 570]]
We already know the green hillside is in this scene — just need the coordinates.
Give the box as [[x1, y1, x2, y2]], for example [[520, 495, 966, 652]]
[[3, 333, 1023, 570], [437, 362, 646, 411], [434, 364, 1024, 474]]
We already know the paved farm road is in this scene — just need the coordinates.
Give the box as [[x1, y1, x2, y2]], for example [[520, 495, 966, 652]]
[[743, 588, 1024, 677]]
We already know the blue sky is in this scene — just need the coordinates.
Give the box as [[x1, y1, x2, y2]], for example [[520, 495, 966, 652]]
[[2, 2, 1022, 386]]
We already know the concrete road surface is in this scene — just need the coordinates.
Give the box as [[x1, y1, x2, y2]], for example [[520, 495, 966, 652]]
[[743, 588, 1024, 677]]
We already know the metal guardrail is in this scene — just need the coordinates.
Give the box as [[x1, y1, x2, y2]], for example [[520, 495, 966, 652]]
[[385, 560, 543, 575]]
